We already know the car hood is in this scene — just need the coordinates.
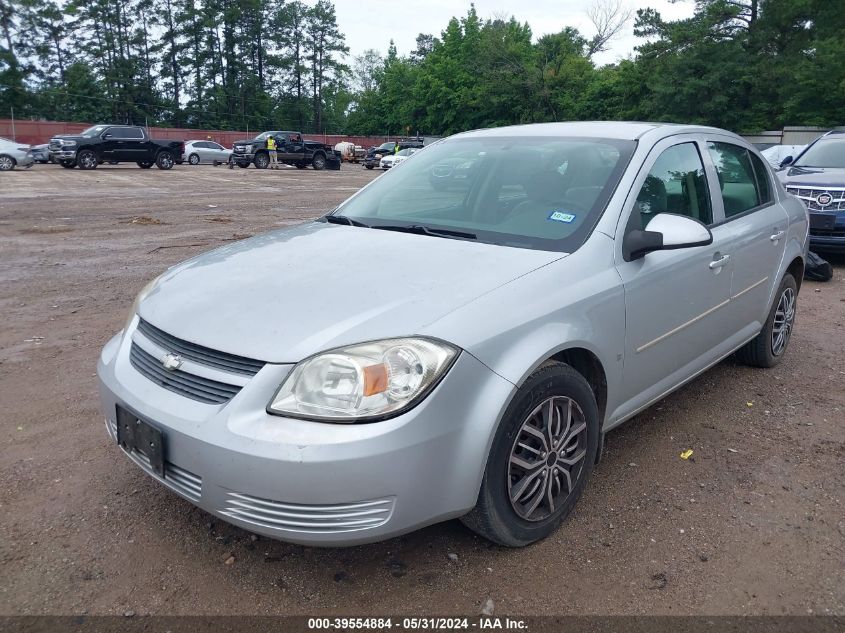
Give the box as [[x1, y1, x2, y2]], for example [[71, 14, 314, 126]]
[[138, 222, 563, 363], [778, 166, 845, 188], [50, 134, 86, 141]]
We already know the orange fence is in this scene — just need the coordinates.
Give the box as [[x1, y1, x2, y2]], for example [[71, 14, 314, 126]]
[[0, 119, 390, 149]]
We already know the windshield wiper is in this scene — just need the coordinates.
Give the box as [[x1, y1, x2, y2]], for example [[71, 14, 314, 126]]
[[372, 224, 477, 240], [324, 215, 369, 227]]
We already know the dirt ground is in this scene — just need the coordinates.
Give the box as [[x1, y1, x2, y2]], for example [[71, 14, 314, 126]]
[[0, 163, 843, 617]]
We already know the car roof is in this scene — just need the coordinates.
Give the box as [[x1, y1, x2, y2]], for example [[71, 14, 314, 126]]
[[451, 121, 732, 141]]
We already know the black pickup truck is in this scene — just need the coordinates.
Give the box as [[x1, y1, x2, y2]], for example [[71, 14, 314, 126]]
[[49, 125, 184, 170], [363, 137, 425, 169], [230, 131, 341, 170]]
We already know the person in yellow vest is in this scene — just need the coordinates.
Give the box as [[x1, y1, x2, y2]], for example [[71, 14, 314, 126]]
[[267, 135, 279, 169]]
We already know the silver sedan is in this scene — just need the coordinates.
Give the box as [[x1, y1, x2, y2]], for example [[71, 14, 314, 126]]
[[0, 137, 34, 170], [99, 122, 808, 547], [182, 140, 232, 165]]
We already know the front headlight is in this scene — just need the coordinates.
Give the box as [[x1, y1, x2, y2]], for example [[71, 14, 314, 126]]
[[63, 140, 77, 147], [268, 337, 459, 422], [123, 274, 163, 335]]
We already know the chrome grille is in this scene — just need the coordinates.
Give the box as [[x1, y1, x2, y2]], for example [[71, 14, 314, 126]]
[[221, 492, 395, 534], [137, 318, 264, 376], [130, 342, 241, 404], [786, 186, 845, 211]]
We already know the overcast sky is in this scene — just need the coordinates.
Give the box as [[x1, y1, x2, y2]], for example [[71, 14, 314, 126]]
[[316, 0, 695, 66]]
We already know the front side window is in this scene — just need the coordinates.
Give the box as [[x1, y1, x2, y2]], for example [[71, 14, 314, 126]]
[[334, 136, 636, 252], [793, 137, 845, 168], [635, 142, 712, 229], [707, 142, 765, 217], [80, 125, 108, 137]]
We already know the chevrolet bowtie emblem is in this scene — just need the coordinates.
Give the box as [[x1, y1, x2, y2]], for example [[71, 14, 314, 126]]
[[161, 352, 183, 371]]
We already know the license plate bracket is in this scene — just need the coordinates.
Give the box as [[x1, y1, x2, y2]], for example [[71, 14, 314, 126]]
[[809, 213, 836, 230], [116, 406, 165, 476]]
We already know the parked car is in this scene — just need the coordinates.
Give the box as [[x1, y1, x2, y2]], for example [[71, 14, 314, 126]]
[[49, 125, 184, 170], [364, 138, 424, 170], [99, 122, 807, 548], [379, 147, 419, 169], [0, 137, 34, 170], [761, 144, 805, 169], [230, 131, 340, 170], [30, 144, 50, 164], [183, 140, 232, 165], [777, 130, 845, 252]]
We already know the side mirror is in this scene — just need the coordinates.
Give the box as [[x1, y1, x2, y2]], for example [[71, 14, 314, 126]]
[[624, 213, 713, 261], [103, 133, 113, 139], [779, 155, 793, 168]]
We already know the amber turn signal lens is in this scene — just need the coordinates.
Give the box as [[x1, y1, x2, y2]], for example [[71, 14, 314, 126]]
[[363, 363, 389, 396]]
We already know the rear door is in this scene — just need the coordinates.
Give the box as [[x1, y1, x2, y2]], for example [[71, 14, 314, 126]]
[[614, 135, 736, 415], [704, 138, 788, 333], [110, 127, 146, 161]]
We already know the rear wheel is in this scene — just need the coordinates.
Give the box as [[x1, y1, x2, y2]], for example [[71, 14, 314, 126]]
[[312, 153, 326, 170], [735, 273, 797, 368], [254, 152, 269, 169], [77, 150, 98, 170], [155, 151, 174, 170], [189, 153, 200, 165], [0, 155, 16, 171], [137, 161, 153, 169], [107, 160, 119, 165], [461, 363, 599, 546]]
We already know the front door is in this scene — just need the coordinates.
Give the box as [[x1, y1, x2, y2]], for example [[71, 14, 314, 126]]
[[614, 137, 736, 417]]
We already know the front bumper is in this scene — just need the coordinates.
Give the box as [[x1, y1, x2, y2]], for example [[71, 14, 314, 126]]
[[50, 148, 77, 160], [97, 325, 514, 546], [809, 211, 845, 252]]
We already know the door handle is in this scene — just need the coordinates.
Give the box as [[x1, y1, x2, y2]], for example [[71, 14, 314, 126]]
[[709, 254, 730, 270], [770, 230, 785, 242]]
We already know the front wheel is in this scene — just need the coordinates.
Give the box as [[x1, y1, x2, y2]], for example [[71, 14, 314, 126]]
[[155, 151, 174, 170], [77, 150, 98, 170], [254, 152, 269, 169], [189, 153, 200, 165], [0, 154, 16, 171], [461, 363, 599, 547], [735, 273, 797, 368]]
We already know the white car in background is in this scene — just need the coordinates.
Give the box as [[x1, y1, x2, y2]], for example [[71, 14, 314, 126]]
[[182, 140, 232, 165], [0, 137, 34, 171], [761, 144, 805, 170], [379, 147, 419, 170]]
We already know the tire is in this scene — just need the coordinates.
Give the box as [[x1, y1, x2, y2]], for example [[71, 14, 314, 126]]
[[365, 164, 374, 170], [189, 153, 200, 165], [0, 154, 16, 171], [461, 363, 599, 547], [237, 162, 250, 169], [77, 150, 98, 170], [108, 160, 119, 165], [735, 273, 797, 368], [155, 151, 174, 170], [295, 162, 307, 169], [137, 161, 153, 169], [254, 152, 269, 169], [60, 160, 76, 169], [312, 153, 326, 170]]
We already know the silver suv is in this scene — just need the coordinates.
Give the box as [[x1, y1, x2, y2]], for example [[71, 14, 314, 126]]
[[98, 122, 808, 547]]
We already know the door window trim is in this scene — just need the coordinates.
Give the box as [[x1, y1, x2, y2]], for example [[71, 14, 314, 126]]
[[703, 139, 776, 228]]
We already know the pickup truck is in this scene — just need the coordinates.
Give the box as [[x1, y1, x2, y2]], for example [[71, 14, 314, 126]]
[[49, 125, 184, 170], [230, 131, 341, 170], [363, 137, 424, 170]]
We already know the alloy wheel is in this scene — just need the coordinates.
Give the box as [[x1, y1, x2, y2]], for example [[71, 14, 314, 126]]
[[189, 154, 200, 165], [771, 286, 795, 356], [0, 155, 14, 170], [79, 152, 97, 169], [508, 396, 588, 521]]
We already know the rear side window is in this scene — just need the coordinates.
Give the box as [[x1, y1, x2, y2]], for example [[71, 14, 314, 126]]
[[110, 127, 144, 139], [707, 142, 769, 217], [635, 142, 712, 229]]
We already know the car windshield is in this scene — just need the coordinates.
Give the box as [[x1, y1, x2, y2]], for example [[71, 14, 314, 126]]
[[378, 143, 395, 151], [794, 138, 845, 168], [80, 125, 109, 137], [333, 136, 635, 252], [397, 148, 416, 157]]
